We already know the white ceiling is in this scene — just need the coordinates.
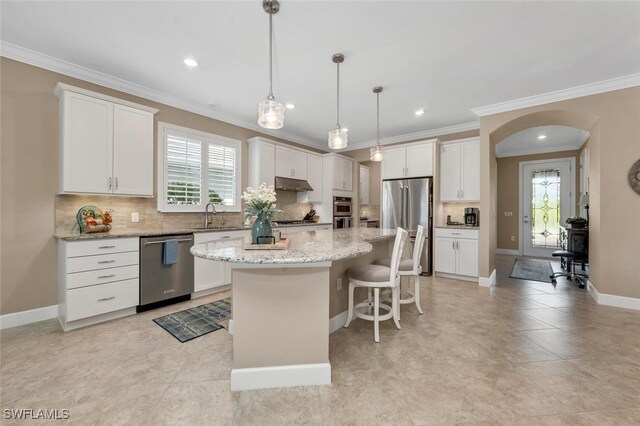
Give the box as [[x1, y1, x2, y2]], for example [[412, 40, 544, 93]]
[[2, 1, 639, 152], [495, 125, 590, 158]]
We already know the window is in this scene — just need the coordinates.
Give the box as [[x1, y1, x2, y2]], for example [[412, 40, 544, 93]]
[[158, 122, 242, 212]]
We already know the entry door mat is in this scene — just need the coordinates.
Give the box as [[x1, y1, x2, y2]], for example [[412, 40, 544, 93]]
[[153, 298, 231, 343], [510, 258, 554, 283]]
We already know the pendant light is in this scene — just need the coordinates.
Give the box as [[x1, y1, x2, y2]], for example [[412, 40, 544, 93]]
[[257, 0, 285, 129], [328, 53, 348, 149], [370, 86, 384, 161]]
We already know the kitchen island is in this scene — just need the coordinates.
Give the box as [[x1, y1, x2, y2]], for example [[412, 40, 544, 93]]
[[191, 227, 396, 390]]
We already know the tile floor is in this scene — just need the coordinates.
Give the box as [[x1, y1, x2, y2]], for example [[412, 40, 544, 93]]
[[1, 255, 639, 425]]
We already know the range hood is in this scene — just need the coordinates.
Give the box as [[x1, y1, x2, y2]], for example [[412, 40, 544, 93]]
[[274, 176, 314, 192]]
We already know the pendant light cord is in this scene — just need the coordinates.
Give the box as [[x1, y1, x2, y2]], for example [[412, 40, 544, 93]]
[[336, 61, 340, 127], [268, 11, 273, 99], [376, 92, 380, 148]]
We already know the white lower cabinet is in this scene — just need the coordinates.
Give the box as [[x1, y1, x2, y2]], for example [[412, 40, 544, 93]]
[[434, 228, 478, 279], [59, 237, 139, 330], [194, 230, 249, 293]]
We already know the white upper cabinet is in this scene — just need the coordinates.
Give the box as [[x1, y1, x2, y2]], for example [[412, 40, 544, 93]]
[[381, 140, 434, 180], [439, 137, 480, 202], [60, 92, 114, 194], [298, 153, 323, 203], [275, 145, 308, 180], [332, 156, 353, 191], [112, 104, 154, 196], [248, 138, 276, 188], [359, 165, 370, 205], [381, 147, 405, 180], [56, 83, 157, 196]]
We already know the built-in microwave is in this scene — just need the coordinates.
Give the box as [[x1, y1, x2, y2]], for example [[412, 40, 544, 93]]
[[333, 216, 352, 229], [333, 196, 353, 217]]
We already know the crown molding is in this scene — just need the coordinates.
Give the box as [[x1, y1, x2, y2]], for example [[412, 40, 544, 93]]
[[472, 73, 640, 117], [0, 41, 328, 151], [343, 121, 480, 152]]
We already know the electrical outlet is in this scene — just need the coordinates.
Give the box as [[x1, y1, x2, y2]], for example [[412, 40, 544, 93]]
[[131, 212, 140, 223], [511, 235, 516, 241], [336, 277, 343, 291]]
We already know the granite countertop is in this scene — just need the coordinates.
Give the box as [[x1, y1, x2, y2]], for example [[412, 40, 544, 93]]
[[55, 222, 333, 241], [190, 227, 397, 265], [435, 225, 480, 230]]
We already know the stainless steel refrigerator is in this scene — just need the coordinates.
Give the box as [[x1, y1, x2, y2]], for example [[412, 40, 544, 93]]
[[382, 177, 432, 275]]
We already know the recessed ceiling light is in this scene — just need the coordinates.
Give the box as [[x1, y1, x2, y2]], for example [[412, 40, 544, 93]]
[[285, 103, 296, 109], [183, 58, 198, 68], [415, 109, 425, 116], [538, 135, 547, 140]]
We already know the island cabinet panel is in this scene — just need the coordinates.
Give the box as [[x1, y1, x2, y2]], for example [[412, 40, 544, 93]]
[[193, 230, 249, 293]]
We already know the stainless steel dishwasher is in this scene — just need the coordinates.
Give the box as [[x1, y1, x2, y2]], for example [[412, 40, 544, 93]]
[[138, 234, 194, 311]]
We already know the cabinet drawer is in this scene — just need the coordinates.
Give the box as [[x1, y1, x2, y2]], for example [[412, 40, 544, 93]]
[[65, 238, 139, 257], [66, 279, 139, 322], [434, 228, 479, 239], [66, 251, 139, 273], [194, 230, 249, 244], [66, 265, 139, 290]]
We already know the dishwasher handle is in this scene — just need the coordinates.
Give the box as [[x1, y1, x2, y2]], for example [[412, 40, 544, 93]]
[[143, 238, 192, 246]]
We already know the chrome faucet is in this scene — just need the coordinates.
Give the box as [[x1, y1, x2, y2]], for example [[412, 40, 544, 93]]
[[204, 202, 216, 228]]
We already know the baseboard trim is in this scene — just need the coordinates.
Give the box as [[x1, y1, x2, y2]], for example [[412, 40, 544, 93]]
[[230, 362, 331, 391], [329, 310, 348, 334], [496, 249, 520, 256], [435, 272, 478, 283], [0, 305, 59, 330], [60, 307, 137, 332], [587, 281, 640, 311], [191, 284, 231, 300], [478, 269, 497, 288]]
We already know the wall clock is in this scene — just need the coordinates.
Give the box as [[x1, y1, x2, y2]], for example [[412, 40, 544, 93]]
[[630, 159, 640, 195]]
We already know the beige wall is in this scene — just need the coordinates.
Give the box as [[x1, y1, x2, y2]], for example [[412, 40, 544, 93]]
[[480, 86, 640, 298], [497, 150, 581, 250], [0, 58, 321, 315]]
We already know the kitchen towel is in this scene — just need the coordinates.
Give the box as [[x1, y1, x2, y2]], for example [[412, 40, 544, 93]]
[[162, 239, 178, 265]]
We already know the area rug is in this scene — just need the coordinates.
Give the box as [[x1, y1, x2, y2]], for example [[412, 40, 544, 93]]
[[153, 297, 231, 343], [509, 258, 554, 283]]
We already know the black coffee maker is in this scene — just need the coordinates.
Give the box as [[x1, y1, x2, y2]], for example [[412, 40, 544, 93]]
[[464, 208, 479, 226]]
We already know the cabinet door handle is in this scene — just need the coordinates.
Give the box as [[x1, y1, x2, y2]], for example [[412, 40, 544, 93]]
[[452, 241, 455, 250], [220, 235, 231, 239], [97, 274, 116, 279], [98, 245, 116, 249], [452, 232, 460, 235], [460, 189, 463, 199], [98, 296, 115, 302], [108, 177, 112, 190], [115, 177, 119, 190], [97, 260, 116, 264]]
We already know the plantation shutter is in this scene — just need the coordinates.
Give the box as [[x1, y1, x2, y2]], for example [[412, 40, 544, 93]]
[[165, 133, 202, 205], [207, 141, 238, 207]]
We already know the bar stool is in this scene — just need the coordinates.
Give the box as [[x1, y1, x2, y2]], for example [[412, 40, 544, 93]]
[[344, 227, 408, 342], [373, 225, 426, 317]]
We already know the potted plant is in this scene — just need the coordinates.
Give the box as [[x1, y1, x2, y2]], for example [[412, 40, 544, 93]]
[[565, 216, 588, 228]]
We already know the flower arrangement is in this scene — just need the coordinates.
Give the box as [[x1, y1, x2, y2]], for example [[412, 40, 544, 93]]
[[565, 216, 588, 228], [242, 183, 281, 222]]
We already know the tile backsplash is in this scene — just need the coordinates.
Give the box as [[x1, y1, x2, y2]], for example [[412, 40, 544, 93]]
[[55, 190, 315, 234], [55, 194, 243, 234], [440, 202, 480, 225]]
